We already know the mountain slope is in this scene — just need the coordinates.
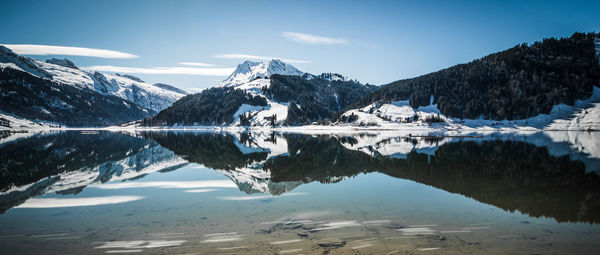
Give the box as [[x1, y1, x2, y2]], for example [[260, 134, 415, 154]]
[[264, 74, 378, 124], [90, 71, 186, 112], [0, 46, 187, 126], [350, 32, 600, 120], [0, 67, 153, 126], [144, 87, 268, 126], [0, 45, 187, 112], [144, 59, 377, 126]]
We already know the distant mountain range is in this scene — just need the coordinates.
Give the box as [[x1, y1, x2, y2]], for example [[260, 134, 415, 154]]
[[0, 46, 186, 127], [1, 32, 599, 129]]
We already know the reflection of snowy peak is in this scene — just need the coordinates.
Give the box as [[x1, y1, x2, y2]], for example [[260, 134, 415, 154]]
[[232, 132, 289, 158], [43, 144, 188, 194], [0, 143, 187, 212], [219, 59, 303, 88], [218, 168, 302, 195], [222, 132, 300, 195]]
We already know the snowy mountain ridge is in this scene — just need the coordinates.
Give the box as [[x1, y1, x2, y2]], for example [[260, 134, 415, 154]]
[[209, 59, 367, 127], [219, 59, 303, 88], [0, 46, 186, 113], [45, 58, 78, 69]]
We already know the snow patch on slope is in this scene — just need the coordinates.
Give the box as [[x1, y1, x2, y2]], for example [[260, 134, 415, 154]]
[[0, 62, 25, 73], [34, 60, 95, 88], [0, 46, 49, 77], [340, 97, 449, 128], [228, 78, 289, 127], [339, 87, 600, 131], [102, 73, 184, 112], [232, 101, 289, 126], [0, 112, 60, 130]]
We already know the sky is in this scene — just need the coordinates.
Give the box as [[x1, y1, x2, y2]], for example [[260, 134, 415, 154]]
[[1, 0, 599, 92]]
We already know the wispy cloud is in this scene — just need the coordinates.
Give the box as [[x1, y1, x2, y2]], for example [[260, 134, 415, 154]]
[[282, 32, 348, 45], [81, 65, 234, 76], [213, 54, 310, 64], [1, 44, 138, 59], [179, 62, 215, 67]]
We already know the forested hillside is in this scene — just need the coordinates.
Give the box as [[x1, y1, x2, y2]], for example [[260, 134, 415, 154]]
[[263, 74, 378, 124], [0, 67, 153, 127], [143, 87, 267, 126], [352, 32, 600, 120]]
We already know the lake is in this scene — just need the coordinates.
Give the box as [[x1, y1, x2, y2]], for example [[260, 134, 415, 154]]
[[1, 130, 599, 254]]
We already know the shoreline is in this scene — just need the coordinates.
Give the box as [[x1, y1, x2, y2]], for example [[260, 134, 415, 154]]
[[2, 125, 599, 133]]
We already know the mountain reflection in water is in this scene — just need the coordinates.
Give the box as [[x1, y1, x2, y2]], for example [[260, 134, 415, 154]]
[[1, 130, 599, 225]]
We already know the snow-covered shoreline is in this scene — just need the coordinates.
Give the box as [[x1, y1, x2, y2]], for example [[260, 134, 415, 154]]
[[102, 85, 600, 132], [2, 121, 598, 133]]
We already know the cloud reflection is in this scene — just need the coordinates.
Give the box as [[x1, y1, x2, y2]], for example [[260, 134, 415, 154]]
[[91, 180, 236, 190], [184, 189, 217, 193], [16, 196, 144, 208], [201, 232, 243, 243], [217, 192, 307, 201], [397, 227, 437, 235], [95, 240, 187, 249]]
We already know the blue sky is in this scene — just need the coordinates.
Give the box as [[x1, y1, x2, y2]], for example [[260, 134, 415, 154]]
[[1, 0, 599, 92]]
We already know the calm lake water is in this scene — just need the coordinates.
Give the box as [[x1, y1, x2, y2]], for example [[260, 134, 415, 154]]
[[1, 130, 600, 254]]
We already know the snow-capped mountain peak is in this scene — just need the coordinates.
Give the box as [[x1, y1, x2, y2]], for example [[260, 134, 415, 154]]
[[0, 46, 50, 77], [219, 59, 303, 87]]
